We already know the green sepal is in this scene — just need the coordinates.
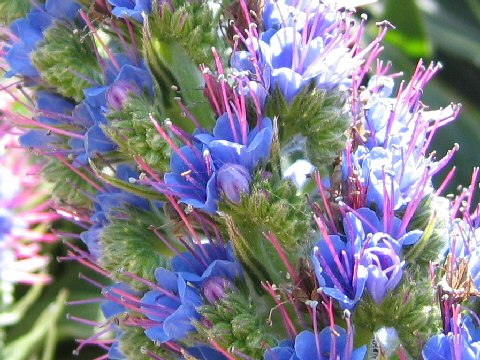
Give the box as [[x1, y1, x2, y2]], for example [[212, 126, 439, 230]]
[[33, 21, 101, 102], [354, 277, 440, 358], [105, 95, 172, 172], [266, 85, 350, 169], [100, 203, 177, 289], [89, 160, 166, 202], [118, 324, 178, 360], [403, 195, 448, 279], [195, 291, 276, 359], [219, 173, 313, 286], [42, 157, 96, 208]]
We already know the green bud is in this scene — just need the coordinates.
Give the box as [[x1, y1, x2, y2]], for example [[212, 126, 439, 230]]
[[219, 173, 314, 287], [42, 157, 95, 208], [100, 204, 176, 290], [196, 291, 276, 359], [33, 21, 101, 102], [266, 85, 350, 170]]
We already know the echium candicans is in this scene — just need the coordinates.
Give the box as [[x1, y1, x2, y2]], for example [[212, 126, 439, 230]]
[[19, 53, 154, 164], [424, 192, 480, 359], [3, 0, 80, 78], [231, 0, 387, 103], [343, 61, 460, 216], [157, 55, 273, 213], [63, 207, 242, 359]]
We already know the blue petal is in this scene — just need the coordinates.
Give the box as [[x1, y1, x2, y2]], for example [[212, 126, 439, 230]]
[[187, 346, 228, 360], [154, 268, 178, 291], [163, 305, 199, 341], [144, 325, 170, 342], [294, 331, 317, 360], [422, 334, 452, 360], [45, 0, 81, 20]]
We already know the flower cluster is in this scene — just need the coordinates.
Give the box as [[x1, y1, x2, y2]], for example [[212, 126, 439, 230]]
[[0, 121, 58, 318], [0, 0, 478, 359]]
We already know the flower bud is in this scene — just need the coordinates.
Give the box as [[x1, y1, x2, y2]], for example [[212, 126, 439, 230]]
[[217, 164, 252, 204], [203, 277, 232, 303], [107, 81, 137, 111]]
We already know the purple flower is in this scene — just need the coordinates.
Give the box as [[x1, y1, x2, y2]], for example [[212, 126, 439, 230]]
[[75, 58, 154, 163], [172, 242, 242, 301], [163, 113, 273, 212], [216, 164, 252, 203], [163, 142, 219, 213], [360, 234, 405, 304], [5, 0, 81, 78], [311, 233, 368, 310], [344, 64, 460, 212], [80, 164, 152, 259], [423, 315, 480, 360], [344, 208, 422, 304], [265, 327, 367, 360], [19, 91, 76, 152], [141, 268, 202, 342], [232, 1, 363, 102], [107, 0, 152, 22]]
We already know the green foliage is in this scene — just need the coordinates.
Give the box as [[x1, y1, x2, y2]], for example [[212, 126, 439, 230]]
[[196, 291, 276, 358], [143, 2, 217, 131], [105, 95, 172, 172], [100, 204, 175, 289], [384, 0, 432, 58], [147, 1, 222, 66], [403, 195, 448, 279], [220, 174, 313, 286], [0, 0, 31, 24], [266, 85, 351, 170], [33, 22, 100, 102], [355, 278, 440, 358], [42, 157, 96, 208]]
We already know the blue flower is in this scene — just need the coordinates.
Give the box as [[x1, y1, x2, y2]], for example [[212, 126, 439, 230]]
[[344, 208, 422, 304], [197, 114, 273, 203], [186, 346, 228, 360], [423, 315, 480, 360], [164, 142, 219, 213], [75, 58, 154, 163], [141, 268, 202, 342], [101, 283, 138, 360], [107, 0, 152, 22], [5, 0, 81, 78], [232, 1, 358, 102], [172, 242, 242, 302], [311, 233, 368, 310], [345, 144, 431, 212], [265, 327, 367, 360], [164, 113, 273, 212], [80, 164, 152, 258], [19, 92, 76, 152]]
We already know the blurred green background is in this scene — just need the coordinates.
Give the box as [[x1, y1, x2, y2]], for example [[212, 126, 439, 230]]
[[2, 0, 479, 359]]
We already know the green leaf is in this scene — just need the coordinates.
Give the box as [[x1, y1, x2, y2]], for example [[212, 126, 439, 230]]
[[0, 0, 30, 23], [0, 283, 44, 327], [384, 0, 432, 58], [100, 204, 175, 289], [89, 159, 166, 202], [2, 290, 68, 360]]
